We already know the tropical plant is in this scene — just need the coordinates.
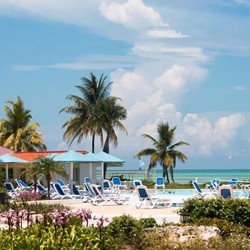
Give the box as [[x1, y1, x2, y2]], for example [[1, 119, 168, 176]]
[[29, 157, 67, 199], [0, 96, 46, 151], [60, 73, 112, 153], [135, 122, 189, 183]]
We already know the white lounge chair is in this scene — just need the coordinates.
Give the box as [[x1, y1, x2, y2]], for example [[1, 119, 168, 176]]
[[72, 184, 89, 202], [205, 179, 221, 190], [135, 185, 172, 209], [90, 184, 127, 206], [15, 179, 31, 190], [4, 181, 19, 198], [112, 177, 127, 189], [192, 181, 217, 198], [133, 180, 143, 187], [227, 178, 239, 188], [51, 183, 78, 199]]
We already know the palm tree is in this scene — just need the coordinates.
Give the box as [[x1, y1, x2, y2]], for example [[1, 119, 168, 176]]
[[60, 73, 112, 153], [0, 96, 46, 151], [134, 122, 189, 183], [29, 157, 67, 199], [91, 97, 127, 177]]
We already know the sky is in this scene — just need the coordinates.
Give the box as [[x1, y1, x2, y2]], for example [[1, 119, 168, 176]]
[[0, 0, 250, 170]]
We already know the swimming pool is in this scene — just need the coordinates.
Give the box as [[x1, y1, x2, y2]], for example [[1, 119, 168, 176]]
[[120, 188, 250, 207]]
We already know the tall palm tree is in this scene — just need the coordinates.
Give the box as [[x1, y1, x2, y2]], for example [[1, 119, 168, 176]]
[[29, 157, 67, 199], [134, 122, 189, 183], [91, 97, 127, 177], [60, 73, 112, 153], [0, 96, 46, 152]]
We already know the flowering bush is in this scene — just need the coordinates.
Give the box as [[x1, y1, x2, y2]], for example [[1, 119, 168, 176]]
[[18, 190, 44, 202]]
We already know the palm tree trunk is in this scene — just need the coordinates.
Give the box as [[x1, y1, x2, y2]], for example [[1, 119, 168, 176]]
[[92, 133, 95, 153], [165, 166, 170, 183], [170, 165, 175, 183], [34, 176, 37, 195], [103, 135, 110, 178], [162, 165, 170, 183]]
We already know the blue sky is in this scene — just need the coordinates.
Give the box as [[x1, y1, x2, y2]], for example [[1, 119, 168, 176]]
[[0, 0, 250, 170]]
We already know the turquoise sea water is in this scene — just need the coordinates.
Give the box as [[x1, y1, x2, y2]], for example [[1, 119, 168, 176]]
[[104, 169, 250, 184]]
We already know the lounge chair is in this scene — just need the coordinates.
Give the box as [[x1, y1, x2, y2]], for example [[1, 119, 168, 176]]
[[205, 179, 220, 190], [135, 185, 172, 209], [4, 181, 19, 197], [102, 179, 118, 193], [133, 180, 143, 187], [112, 177, 127, 189], [227, 178, 239, 188], [192, 181, 217, 198], [36, 183, 47, 194], [72, 184, 89, 202], [154, 177, 165, 189], [218, 185, 234, 198], [15, 179, 31, 190], [51, 183, 78, 199], [90, 184, 127, 206], [83, 177, 91, 184]]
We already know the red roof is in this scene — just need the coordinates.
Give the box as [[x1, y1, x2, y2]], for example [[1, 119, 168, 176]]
[[12, 150, 88, 162]]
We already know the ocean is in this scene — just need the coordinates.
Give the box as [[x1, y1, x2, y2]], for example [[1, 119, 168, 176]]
[[104, 168, 250, 184]]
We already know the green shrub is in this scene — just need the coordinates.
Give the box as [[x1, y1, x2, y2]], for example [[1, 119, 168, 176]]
[[106, 215, 143, 248], [179, 198, 250, 227], [0, 224, 104, 249], [139, 217, 157, 228]]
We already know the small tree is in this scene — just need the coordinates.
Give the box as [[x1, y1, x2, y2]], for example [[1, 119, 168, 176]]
[[21, 163, 41, 195], [30, 157, 67, 199]]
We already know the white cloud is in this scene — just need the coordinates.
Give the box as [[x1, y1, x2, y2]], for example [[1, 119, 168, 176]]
[[233, 85, 246, 91], [234, 0, 250, 6], [147, 28, 188, 39], [100, 0, 165, 29], [183, 113, 246, 156], [155, 64, 207, 91], [0, 0, 100, 26], [132, 43, 208, 61]]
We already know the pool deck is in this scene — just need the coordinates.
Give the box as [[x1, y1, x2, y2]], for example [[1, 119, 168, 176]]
[[34, 199, 181, 224]]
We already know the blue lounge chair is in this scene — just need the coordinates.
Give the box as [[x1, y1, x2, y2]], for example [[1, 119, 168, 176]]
[[135, 185, 171, 209], [15, 179, 30, 190], [83, 177, 91, 184], [90, 184, 127, 206], [154, 177, 165, 189], [218, 185, 234, 198], [51, 183, 78, 199], [102, 179, 113, 191], [133, 180, 142, 187], [206, 179, 220, 190], [112, 177, 127, 189], [4, 181, 19, 197], [72, 184, 89, 202], [227, 178, 238, 188], [36, 183, 47, 194], [192, 181, 217, 197]]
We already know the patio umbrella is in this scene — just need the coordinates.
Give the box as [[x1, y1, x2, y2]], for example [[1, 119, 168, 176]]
[[0, 154, 28, 181], [53, 150, 101, 188]]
